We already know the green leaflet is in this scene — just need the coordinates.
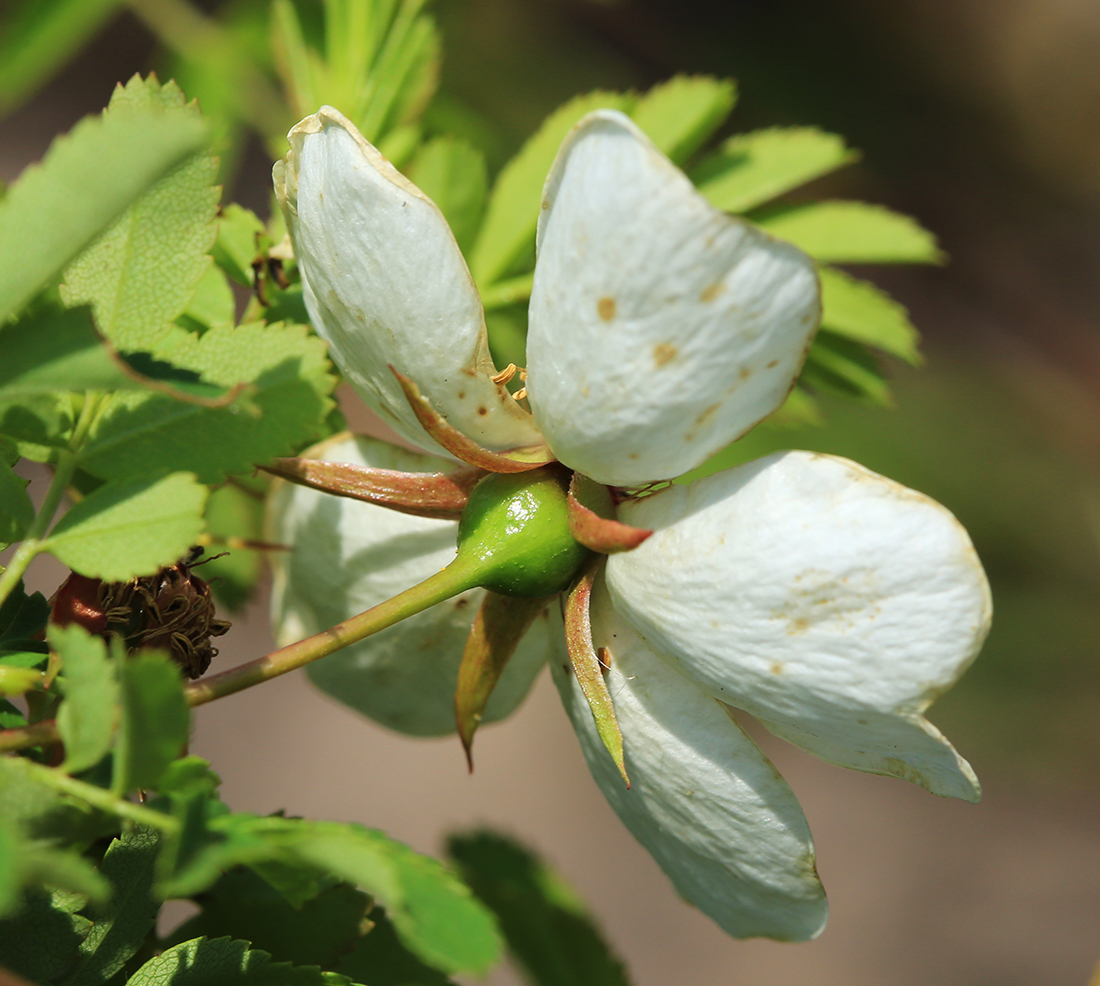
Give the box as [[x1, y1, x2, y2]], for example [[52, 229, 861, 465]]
[[0, 455, 33, 546], [752, 200, 943, 264], [0, 0, 123, 114], [52, 623, 120, 775], [127, 936, 357, 986], [213, 204, 268, 287], [694, 126, 856, 214], [802, 330, 893, 407], [0, 92, 208, 323], [406, 136, 488, 254], [202, 479, 266, 611], [67, 827, 162, 986], [163, 814, 501, 977], [60, 76, 220, 351], [0, 887, 93, 983], [179, 264, 236, 332], [79, 322, 336, 485], [469, 89, 635, 288], [630, 75, 736, 165], [338, 906, 455, 986], [0, 581, 50, 651], [113, 651, 191, 794], [819, 266, 921, 365], [43, 472, 208, 582], [448, 831, 630, 986], [168, 867, 372, 969]]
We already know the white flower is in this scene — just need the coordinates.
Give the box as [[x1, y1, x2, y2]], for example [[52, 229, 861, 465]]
[[270, 107, 992, 941]]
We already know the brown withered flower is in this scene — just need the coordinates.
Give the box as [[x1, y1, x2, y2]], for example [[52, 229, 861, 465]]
[[51, 548, 231, 679]]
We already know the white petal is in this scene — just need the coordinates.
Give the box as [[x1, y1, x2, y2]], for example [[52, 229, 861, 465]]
[[526, 111, 819, 486], [552, 578, 827, 941], [274, 108, 542, 456], [267, 433, 551, 736], [606, 451, 990, 801]]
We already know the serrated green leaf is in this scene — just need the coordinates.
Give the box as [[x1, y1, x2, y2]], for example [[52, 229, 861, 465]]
[[203, 481, 265, 610], [0, 887, 93, 983], [0, 392, 74, 449], [630, 75, 735, 165], [0, 579, 50, 647], [818, 266, 921, 364], [79, 322, 336, 484], [114, 652, 190, 794], [0, 305, 138, 397], [338, 906, 454, 986], [68, 827, 161, 986], [0, 0, 123, 114], [0, 95, 208, 324], [751, 200, 943, 264], [128, 936, 356, 985], [213, 204, 267, 287], [694, 126, 856, 213], [170, 867, 371, 968], [447, 832, 629, 986], [21, 842, 110, 902], [60, 76, 220, 351], [179, 263, 236, 332], [294, 824, 502, 976], [43, 472, 208, 581], [802, 330, 893, 406], [406, 136, 488, 254], [469, 90, 634, 288], [162, 813, 499, 976], [51, 623, 120, 774], [0, 456, 33, 546], [0, 756, 117, 849]]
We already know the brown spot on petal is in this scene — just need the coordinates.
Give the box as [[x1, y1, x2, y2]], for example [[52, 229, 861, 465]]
[[457, 391, 466, 400], [770, 661, 784, 675], [477, 405, 488, 416], [653, 343, 677, 366], [700, 282, 725, 302], [767, 359, 779, 369], [597, 296, 616, 321], [739, 366, 752, 380], [695, 403, 720, 426]]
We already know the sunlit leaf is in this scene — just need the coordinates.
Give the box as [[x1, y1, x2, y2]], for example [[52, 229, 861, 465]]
[[694, 126, 856, 213], [43, 472, 208, 581], [752, 200, 942, 264], [469, 90, 634, 288], [0, 95, 208, 322], [60, 76, 220, 350], [630, 75, 735, 164], [406, 136, 488, 253], [114, 652, 190, 793], [819, 266, 921, 364]]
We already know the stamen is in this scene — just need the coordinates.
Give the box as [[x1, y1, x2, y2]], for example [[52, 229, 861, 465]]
[[512, 387, 527, 401], [491, 363, 518, 385]]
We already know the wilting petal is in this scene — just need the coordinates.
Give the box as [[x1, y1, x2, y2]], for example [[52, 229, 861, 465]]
[[268, 433, 552, 735], [606, 451, 990, 801], [274, 107, 542, 457], [552, 579, 827, 941], [526, 111, 819, 487]]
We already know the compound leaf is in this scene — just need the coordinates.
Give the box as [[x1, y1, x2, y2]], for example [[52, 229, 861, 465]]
[[43, 471, 208, 581]]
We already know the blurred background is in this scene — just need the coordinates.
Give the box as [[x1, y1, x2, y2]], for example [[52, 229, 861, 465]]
[[4, 0, 1100, 982]]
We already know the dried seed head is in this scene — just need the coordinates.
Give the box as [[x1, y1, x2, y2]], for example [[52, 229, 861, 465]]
[[50, 549, 231, 679]]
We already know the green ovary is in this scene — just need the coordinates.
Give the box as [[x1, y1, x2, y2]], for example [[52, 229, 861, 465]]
[[456, 465, 590, 597]]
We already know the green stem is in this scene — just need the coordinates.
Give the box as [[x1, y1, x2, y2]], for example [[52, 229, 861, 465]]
[[20, 759, 179, 834], [0, 559, 487, 752], [185, 559, 483, 706]]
